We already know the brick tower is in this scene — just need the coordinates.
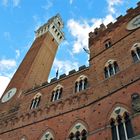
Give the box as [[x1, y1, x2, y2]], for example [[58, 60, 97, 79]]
[[1, 14, 64, 100], [1, 3, 140, 140]]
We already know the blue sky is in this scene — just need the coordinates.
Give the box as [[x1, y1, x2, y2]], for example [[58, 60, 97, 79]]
[[0, 0, 139, 97]]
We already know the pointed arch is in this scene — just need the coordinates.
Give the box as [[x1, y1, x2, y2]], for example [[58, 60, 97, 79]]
[[75, 75, 88, 93], [40, 129, 55, 140], [67, 120, 88, 140], [20, 135, 28, 140], [51, 84, 63, 102], [131, 43, 140, 62], [109, 106, 134, 140], [30, 92, 42, 109], [104, 59, 119, 78]]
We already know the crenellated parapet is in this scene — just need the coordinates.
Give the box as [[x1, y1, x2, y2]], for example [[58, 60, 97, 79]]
[[89, 2, 140, 46], [23, 65, 89, 95], [35, 14, 64, 44]]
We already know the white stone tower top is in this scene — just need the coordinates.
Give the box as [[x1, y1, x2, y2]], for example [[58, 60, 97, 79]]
[[35, 14, 64, 44]]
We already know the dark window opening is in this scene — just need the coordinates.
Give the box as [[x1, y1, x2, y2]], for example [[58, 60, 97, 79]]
[[131, 51, 139, 62]]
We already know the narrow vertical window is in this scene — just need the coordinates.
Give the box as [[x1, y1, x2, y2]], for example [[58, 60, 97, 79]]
[[109, 64, 114, 76], [79, 80, 82, 91], [117, 116, 126, 140], [114, 62, 119, 73], [81, 129, 87, 140], [51, 92, 54, 102], [84, 78, 88, 90], [131, 51, 139, 62], [75, 82, 78, 93], [124, 113, 134, 139], [137, 47, 140, 57], [104, 67, 108, 78], [111, 119, 118, 140], [69, 133, 74, 140], [75, 131, 80, 140]]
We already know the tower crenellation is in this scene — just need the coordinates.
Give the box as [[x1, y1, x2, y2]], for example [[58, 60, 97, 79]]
[[35, 14, 64, 44]]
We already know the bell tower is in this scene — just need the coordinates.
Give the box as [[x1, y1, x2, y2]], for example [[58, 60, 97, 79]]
[[1, 14, 64, 98]]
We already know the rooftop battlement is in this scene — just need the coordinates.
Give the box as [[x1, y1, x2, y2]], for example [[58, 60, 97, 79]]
[[24, 65, 89, 94], [89, 2, 140, 46]]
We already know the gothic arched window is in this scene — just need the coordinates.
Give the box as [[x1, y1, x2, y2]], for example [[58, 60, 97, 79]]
[[110, 107, 134, 140], [40, 131, 54, 140], [21, 136, 28, 140], [68, 123, 88, 140], [104, 60, 119, 79], [30, 93, 41, 109], [131, 43, 140, 62], [105, 40, 112, 49], [75, 75, 88, 93], [51, 85, 63, 102]]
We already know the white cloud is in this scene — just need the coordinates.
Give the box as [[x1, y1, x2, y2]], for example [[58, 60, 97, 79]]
[[0, 76, 10, 98], [0, 59, 17, 98], [70, 0, 74, 4], [13, 0, 21, 7], [4, 31, 11, 40], [53, 58, 79, 75], [61, 40, 69, 46], [67, 14, 115, 54], [107, 0, 123, 14], [67, 0, 123, 54], [1, 0, 21, 7], [0, 59, 16, 72], [42, 0, 53, 10], [33, 15, 42, 31], [15, 49, 20, 59], [2, 0, 8, 7]]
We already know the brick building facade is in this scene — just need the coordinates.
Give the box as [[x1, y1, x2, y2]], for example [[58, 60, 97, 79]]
[[0, 2, 140, 140]]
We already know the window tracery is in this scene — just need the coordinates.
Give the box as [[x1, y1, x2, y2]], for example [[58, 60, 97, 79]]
[[110, 107, 134, 140], [75, 75, 88, 93], [40, 131, 54, 140], [21, 135, 27, 140], [30, 93, 41, 109], [104, 60, 119, 78], [51, 85, 63, 102], [68, 123, 88, 140]]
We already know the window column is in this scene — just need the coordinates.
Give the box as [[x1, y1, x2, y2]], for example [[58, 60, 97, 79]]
[[52, 92, 56, 101], [107, 67, 110, 77], [111, 120, 118, 140], [122, 119, 128, 140], [135, 50, 140, 60], [77, 82, 80, 92], [112, 63, 116, 75], [82, 80, 85, 90], [30, 99, 36, 109], [56, 89, 60, 100], [116, 122, 120, 140]]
